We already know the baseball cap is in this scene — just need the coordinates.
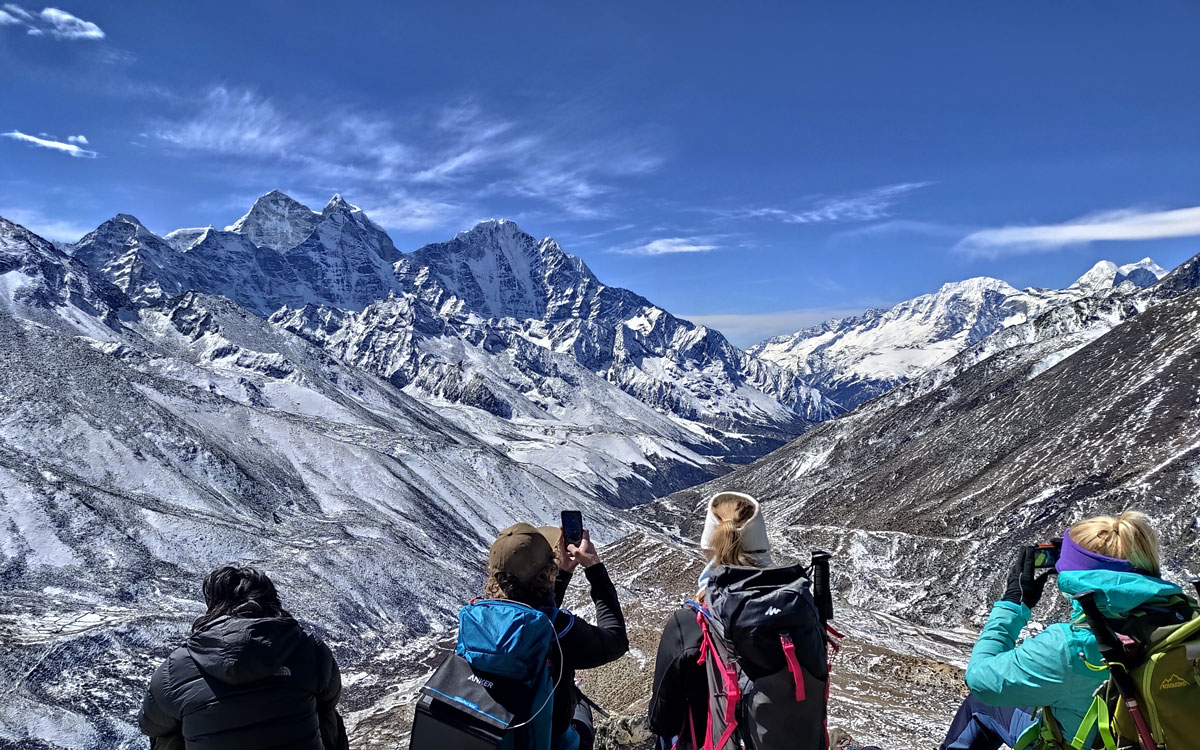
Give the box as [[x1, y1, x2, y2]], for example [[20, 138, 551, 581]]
[[488, 523, 556, 584]]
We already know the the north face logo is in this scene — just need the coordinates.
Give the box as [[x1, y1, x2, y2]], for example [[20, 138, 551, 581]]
[[1160, 673, 1189, 690], [274, 667, 291, 677], [765, 607, 782, 616]]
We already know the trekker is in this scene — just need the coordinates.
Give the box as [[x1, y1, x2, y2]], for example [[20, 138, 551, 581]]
[[139, 565, 349, 750], [648, 492, 870, 750], [648, 491, 773, 747], [939, 511, 1187, 750], [488, 522, 629, 750]]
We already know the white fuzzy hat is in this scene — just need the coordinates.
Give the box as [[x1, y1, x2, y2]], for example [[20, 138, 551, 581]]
[[699, 491, 773, 567]]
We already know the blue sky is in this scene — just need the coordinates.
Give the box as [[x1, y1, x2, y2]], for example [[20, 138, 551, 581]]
[[3, 2, 1200, 346]]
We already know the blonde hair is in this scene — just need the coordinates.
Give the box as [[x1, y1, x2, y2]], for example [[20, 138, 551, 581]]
[[709, 495, 758, 568], [1070, 510, 1161, 576]]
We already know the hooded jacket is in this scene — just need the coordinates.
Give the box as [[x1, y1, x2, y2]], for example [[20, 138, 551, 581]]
[[139, 615, 349, 750], [964, 569, 1185, 744]]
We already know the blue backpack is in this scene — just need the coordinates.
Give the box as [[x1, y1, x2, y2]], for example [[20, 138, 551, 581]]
[[412, 600, 559, 750]]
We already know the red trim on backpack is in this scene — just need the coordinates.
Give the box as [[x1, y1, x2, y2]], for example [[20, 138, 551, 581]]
[[780, 635, 806, 702], [696, 608, 740, 750]]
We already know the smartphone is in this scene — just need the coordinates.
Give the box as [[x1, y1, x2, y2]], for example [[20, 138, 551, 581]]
[[561, 510, 584, 547], [1033, 543, 1060, 569]]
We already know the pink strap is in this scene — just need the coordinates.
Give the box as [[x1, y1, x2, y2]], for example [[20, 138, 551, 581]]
[[780, 636, 806, 702], [696, 611, 740, 749]]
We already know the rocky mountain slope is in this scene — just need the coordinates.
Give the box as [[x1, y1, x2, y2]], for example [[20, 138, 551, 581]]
[[0, 218, 643, 748], [751, 259, 1166, 409], [663, 250, 1200, 629]]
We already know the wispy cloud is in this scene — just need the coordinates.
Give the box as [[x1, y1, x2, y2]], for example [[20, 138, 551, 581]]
[[832, 218, 970, 244], [149, 87, 665, 231], [611, 236, 720, 256], [0, 206, 95, 242], [682, 307, 876, 348], [154, 87, 301, 158], [955, 204, 1200, 258], [3, 130, 97, 158], [66, 134, 87, 144], [1, 5, 104, 39], [712, 182, 932, 226], [362, 192, 462, 232]]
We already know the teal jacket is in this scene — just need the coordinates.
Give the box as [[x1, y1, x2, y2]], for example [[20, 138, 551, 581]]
[[964, 569, 1183, 743]]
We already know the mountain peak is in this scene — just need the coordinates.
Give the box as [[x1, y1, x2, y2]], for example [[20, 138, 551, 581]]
[[1073, 258, 1166, 291], [227, 191, 319, 251], [323, 194, 353, 214]]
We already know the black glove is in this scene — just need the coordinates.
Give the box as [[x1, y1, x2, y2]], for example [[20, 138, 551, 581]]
[[1001, 546, 1052, 609]]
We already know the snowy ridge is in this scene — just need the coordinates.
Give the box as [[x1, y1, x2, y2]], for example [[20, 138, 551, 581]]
[[751, 264, 1167, 410]]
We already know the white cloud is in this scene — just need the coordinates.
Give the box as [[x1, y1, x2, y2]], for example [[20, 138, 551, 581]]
[[955, 204, 1200, 258], [1, 207, 95, 242], [66, 134, 88, 144], [363, 192, 462, 232], [0, 5, 104, 39], [683, 307, 875, 348], [155, 87, 301, 157], [3, 130, 97, 158], [2, 4, 33, 21], [611, 237, 719, 256], [38, 7, 103, 39], [150, 87, 664, 226], [715, 182, 932, 225]]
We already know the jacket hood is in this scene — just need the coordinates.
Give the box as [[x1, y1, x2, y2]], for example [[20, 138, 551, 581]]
[[187, 616, 304, 685], [1057, 569, 1184, 619]]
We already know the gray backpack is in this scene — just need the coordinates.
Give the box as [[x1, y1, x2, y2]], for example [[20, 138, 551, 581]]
[[681, 561, 838, 750]]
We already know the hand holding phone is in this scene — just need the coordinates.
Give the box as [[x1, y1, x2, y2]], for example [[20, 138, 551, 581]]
[[1033, 542, 1061, 570], [561, 510, 583, 547]]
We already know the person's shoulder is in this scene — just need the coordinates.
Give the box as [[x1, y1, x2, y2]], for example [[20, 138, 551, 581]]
[[663, 604, 702, 642]]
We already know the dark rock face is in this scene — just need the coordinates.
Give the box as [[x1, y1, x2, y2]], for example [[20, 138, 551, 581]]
[[1, 217, 128, 327]]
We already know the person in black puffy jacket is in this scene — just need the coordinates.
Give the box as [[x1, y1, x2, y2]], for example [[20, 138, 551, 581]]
[[138, 565, 349, 750]]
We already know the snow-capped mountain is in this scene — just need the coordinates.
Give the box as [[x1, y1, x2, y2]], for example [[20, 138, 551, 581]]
[[72, 196, 838, 463], [661, 248, 1200, 628], [751, 261, 1167, 409], [1070, 257, 1167, 293], [395, 220, 836, 441], [72, 193, 404, 315], [225, 188, 321, 251], [1, 216, 126, 335]]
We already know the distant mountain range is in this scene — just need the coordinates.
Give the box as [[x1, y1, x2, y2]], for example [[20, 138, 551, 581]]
[[751, 259, 1167, 410]]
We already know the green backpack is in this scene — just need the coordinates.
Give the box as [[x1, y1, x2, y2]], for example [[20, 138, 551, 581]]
[[1018, 593, 1200, 750]]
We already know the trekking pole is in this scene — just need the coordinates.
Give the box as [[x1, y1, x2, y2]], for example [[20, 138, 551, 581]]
[[811, 550, 834, 624], [1075, 591, 1160, 750]]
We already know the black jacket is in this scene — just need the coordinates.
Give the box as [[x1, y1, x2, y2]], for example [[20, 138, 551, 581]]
[[550, 563, 629, 736], [648, 607, 708, 748], [139, 615, 349, 750]]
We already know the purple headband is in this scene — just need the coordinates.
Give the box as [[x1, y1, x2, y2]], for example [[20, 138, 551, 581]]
[[1056, 528, 1137, 575]]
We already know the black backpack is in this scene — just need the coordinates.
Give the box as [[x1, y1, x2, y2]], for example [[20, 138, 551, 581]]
[[680, 561, 839, 750]]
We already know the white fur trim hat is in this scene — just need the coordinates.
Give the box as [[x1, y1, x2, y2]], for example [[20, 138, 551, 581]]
[[699, 491, 773, 567]]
